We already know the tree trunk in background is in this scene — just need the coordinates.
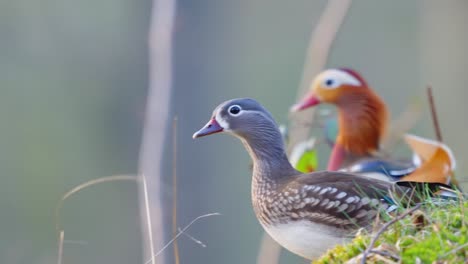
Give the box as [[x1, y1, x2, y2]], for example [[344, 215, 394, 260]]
[[138, 0, 176, 263], [419, 1, 468, 184]]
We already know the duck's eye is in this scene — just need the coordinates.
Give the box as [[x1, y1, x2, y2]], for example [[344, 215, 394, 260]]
[[228, 105, 242, 116], [322, 77, 340, 89], [325, 79, 334, 87]]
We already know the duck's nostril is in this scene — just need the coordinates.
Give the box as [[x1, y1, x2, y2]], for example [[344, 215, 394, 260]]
[[207, 124, 212, 128]]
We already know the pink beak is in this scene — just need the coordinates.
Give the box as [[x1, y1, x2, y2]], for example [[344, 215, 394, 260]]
[[290, 93, 321, 112], [193, 118, 224, 138]]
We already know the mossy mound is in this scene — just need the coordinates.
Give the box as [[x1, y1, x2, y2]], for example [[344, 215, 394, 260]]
[[314, 199, 468, 264]]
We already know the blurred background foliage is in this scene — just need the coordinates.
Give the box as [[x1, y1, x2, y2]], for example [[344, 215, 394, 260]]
[[0, 0, 467, 263]]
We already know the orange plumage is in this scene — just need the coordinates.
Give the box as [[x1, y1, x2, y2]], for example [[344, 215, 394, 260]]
[[292, 68, 457, 186], [292, 68, 388, 170]]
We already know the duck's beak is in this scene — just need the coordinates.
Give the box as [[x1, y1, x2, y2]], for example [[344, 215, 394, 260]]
[[290, 93, 321, 112], [193, 118, 224, 138]]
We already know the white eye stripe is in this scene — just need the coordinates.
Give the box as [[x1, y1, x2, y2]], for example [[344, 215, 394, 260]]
[[319, 69, 362, 89]]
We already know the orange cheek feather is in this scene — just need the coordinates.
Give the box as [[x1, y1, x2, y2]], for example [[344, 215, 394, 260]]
[[334, 87, 388, 155], [314, 87, 341, 103]]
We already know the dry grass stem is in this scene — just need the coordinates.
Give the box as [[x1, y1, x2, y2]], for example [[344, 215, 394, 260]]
[[172, 117, 180, 264], [144, 213, 221, 264], [142, 175, 157, 264], [426, 86, 443, 142], [360, 204, 422, 264], [57, 230, 64, 264], [426, 85, 462, 190], [55, 174, 137, 231], [178, 228, 207, 248]]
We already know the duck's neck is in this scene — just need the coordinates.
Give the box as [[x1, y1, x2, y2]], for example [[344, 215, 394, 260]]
[[239, 126, 297, 226], [328, 91, 387, 170], [239, 128, 297, 183]]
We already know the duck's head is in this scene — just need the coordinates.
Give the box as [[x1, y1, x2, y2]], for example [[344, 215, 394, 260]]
[[193, 98, 278, 140], [291, 68, 370, 111], [193, 98, 293, 175]]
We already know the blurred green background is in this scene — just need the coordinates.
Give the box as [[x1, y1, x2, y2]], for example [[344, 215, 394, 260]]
[[1, 0, 467, 263]]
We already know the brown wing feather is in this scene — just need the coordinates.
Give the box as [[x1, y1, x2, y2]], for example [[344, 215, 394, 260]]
[[277, 171, 406, 229]]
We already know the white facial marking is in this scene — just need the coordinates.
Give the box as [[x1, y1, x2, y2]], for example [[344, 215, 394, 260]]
[[215, 111, 230, 130], [318, 69, 362, 89]]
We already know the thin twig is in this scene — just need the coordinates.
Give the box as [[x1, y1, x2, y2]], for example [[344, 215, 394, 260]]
[[57, 230, 64, 264], [427, 85, 443, 142], [178, 227, 207, 248], [360, 204, 421, 264], [427, 85, 461, 190], [55, 174, 137, 231], [257, 2, 352, 263], [144, 213, 221, 264], [172, 117, 180, 264]]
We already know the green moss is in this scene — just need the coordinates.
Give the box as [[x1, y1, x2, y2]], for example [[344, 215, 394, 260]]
[[313, 235, 369, 264], [314, 199, 468, 264]]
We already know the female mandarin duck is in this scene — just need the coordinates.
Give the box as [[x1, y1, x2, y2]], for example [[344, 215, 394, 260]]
[[290, 68, 455, 185], [193, 98, 445, 260]]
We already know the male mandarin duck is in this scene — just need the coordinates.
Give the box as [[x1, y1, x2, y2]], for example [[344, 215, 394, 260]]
[[290, 68, 456, 185], [291, 68, 388, 171], [193, 98, 448, 260]]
